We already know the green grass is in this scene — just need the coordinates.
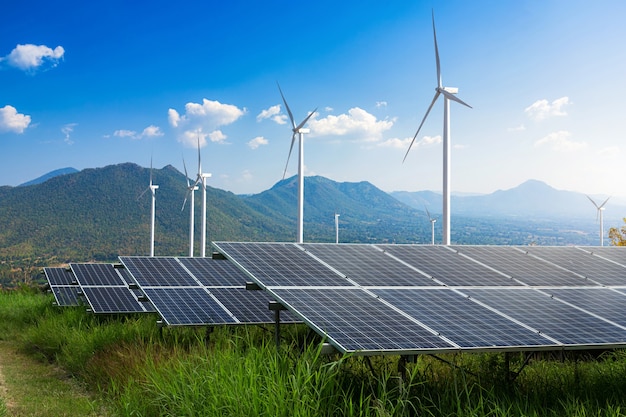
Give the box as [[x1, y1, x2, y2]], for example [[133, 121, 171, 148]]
[[3, 287, 626, 416]]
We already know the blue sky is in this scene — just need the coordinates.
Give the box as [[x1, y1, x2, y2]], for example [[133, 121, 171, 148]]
[[2, 0, 626, 200]]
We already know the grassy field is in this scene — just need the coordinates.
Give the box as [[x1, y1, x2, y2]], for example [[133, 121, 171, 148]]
[[2, 286, 626, 416]]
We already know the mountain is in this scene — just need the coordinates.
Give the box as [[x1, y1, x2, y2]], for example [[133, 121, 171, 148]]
[[391, 180, 626, 223], [2, 165, 623, 286], [18, 167, 79, 187]]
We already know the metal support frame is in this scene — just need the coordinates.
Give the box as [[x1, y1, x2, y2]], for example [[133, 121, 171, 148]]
[[269, 301, 287, 351]]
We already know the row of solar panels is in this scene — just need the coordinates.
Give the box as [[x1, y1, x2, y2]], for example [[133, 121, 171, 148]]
[[212, 243, 626, 355], [44, 256, 299, 326]]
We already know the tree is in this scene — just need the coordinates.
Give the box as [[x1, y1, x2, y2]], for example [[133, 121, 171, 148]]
[[608, 218, 626, 246]]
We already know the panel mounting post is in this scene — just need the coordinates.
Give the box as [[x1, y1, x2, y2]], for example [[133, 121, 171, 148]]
[[269, 301, 287, 351]]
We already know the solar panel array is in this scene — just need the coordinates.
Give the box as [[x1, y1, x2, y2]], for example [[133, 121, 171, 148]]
[[213, 242, 626, 356], [119, 256, 299, 326], [44, 267, 80, 306], [70, 263, 155, 314]]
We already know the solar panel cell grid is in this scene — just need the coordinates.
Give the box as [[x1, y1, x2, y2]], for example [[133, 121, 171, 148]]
[[51, 286, 80, 306], [71, 263, 125, 286], [521, 246, 626, 286], [300, 243, 437, 286], [81, 287, 148, 314], [452, 246, 591, 286], [213, 242, 349, 287], [142, 287, 236, 326], [463, 288, 626, 346], [209, 288, 299, 324], [271, 288, 455, 353], [372, 288, 557, 349], [119, 257, 199, 286], [179, 257, 249, 286], [44, 267, 74, 286], [378, 245, 517, 286]]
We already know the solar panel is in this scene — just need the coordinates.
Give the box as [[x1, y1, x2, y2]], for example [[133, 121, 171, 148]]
[[213, 242, 349, 287], [44, 267, 75, 286], [372, 288, 558, 349], [178, 257, 249, 286], [300, 243, 438, 286], [209, 288, 300, 324], [51, 286, 81, 306], [452, 246, 593, 286], [142, 287, 237, 326], [579, 247, 626, 269], [520, 246, 626, 286], [70, 263, 125, 286], [377, 245, 517, 286], [80, 287, 152, 314], [270, 287, 455, 353], [44, 267, 80, 306], [543, 288, 626, 327], [119, 256, 199, 286], [462, 288, 626, 346]]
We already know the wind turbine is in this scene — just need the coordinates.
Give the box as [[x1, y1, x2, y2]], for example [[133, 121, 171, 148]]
[[194, 137, 212, 258], [277, 82, 317, 244], [586, 195, 611, 246], [403, 11, 472, 245], [182, 157, 198, 257], [137, 158, 158, 257], [334, 213, 340, 244], [424, 205, 437, 245]]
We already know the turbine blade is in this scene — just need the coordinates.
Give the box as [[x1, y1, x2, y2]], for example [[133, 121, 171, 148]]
[[182, 190, 190, 211], [432, 11, 442, 89], [586, 195, 599, 209], [403, 91, 441, 163], [599, 196, 611, 208], [196, 135, 202, 176], [277, 82, 297, 129], [424, 205, 431, 219], [137, 187, 150, 201], [282, 133, 297, 179], [295, 108, 318, 131], [440, 89, 473, 108], [149, 156, 154, 186], [182, 157, 190, 187]]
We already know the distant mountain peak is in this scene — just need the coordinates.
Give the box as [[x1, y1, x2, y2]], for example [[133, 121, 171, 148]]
[[18, 167, 79, 187]]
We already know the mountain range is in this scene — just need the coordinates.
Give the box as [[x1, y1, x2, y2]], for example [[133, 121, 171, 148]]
[[1, 163, 624, 285]]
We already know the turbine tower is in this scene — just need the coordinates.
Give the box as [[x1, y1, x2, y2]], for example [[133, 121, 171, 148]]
[[194, 137, 212, 258], [424, 205, 437, 245], [182, 157, 198, 257], [335, 213, 340, 244], [403, 11, 472, 245], [587, 195, 611, 246], [138, 158, 158, 257], [277, 82, 317, 244]]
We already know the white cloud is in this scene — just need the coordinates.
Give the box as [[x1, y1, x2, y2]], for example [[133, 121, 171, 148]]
[[525, 97, 570, 121], [141, 125, 163, 138], [378, 135, 441, 150], [61, 123, 77, 144], [1, 44, 64, 72], [248, 136, 269, 149], [0, 105, 31, 133], [168, 98, 245, 147], [114, 125, 163, 140], [308, 107, 394, 141], [256, 105, 286, 124], [376, 101, 388, 108], [534, 130, 586, 151], [508, 124, 526, 132]]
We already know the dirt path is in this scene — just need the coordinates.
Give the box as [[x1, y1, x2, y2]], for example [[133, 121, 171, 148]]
[[0, 341, 110, 417]]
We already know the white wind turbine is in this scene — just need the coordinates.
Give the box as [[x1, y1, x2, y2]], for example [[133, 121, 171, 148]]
[[194, 137, 212, 258], [586, 195, 611, 246], [277, 82, 317, 244], [182, 157, 198, 257], [137, 158, 158, 257], [403, 11, 472, 245], [334, 213, 340, 244], [424, 205, 437, 245]]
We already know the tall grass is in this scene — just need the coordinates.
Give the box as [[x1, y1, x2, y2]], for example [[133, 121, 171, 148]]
[[3, 287, 626, 416]]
